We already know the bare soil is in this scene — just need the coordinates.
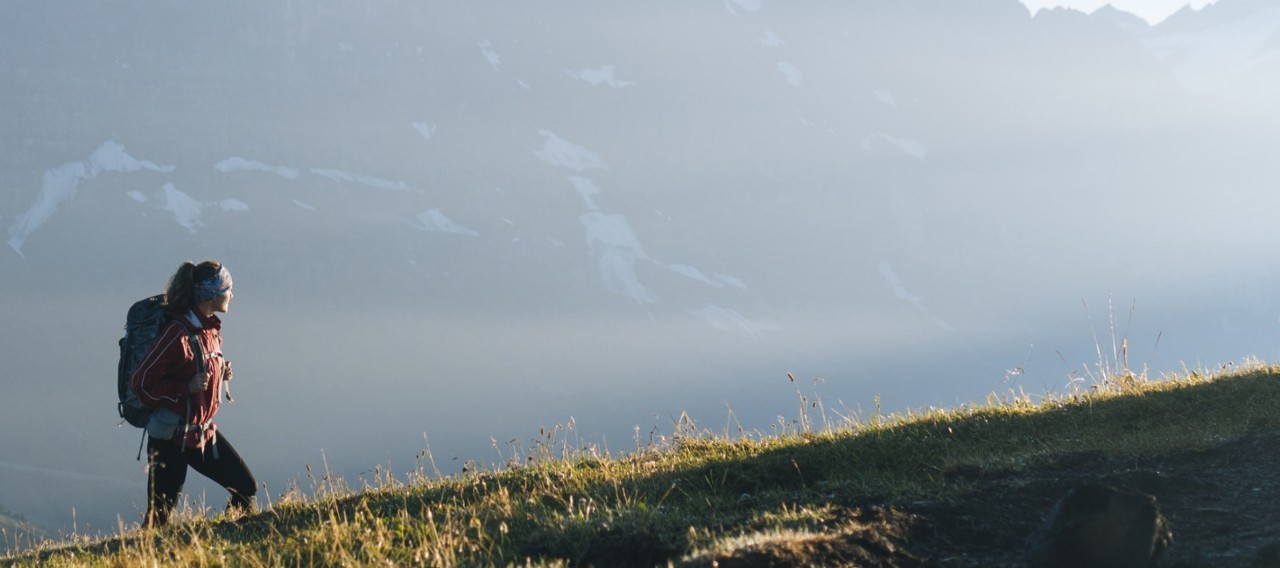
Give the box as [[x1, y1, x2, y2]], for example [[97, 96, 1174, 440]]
[[902, 427, 1280, 567], [701, 428, 1280, 567]]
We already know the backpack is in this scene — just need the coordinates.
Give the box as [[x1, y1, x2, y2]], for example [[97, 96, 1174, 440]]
[[117, 294, 203, 429]]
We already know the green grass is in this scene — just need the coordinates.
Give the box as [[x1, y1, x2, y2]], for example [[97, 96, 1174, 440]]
[[8, 361, 1280, 567]]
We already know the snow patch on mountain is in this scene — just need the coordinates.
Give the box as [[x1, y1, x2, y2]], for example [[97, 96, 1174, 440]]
[[874, 89, 897, 106], [160, 183, 204, 233], [412, 122, 437, 141], [568, 176, 602, 210], [479, 40, 500, 71], [714, 273, 748, 290], [777, 62, 803, 86], [88, 141, 172, 175], [580, 211, 654, 304], [311, 169, 414, 192], [725, 0, 763, 15], [761, 31, 784, 47], [581, 212, 649, 259], [293, 200, 316, 211], [416, 208, 479, 236], [669, 265, 708, 284], [220, 199, 249, 211], [597, 251, 656, 304], [1142, 7, 1280, 95], [567, 173, 752, 318], [668, 264, 725, 288], [7, 140, 173, 257], [214, 157, 299, 179], [569, 65, 634, 88], [535, 131, 608, 171], [879, 262, 953, 331], [565, 171, 750, 316], [691, 304, 775, 338], [878, 134, 929, 161]]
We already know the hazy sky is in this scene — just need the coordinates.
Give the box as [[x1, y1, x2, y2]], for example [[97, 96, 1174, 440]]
[[3, 0, 1278, 543], [1020, 0, 1218, 23]]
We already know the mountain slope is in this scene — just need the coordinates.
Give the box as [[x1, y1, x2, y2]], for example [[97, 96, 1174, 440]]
[[4, 0, 1280, 541], [0, 506, 45, 556], [9, 365, 1280, 565]]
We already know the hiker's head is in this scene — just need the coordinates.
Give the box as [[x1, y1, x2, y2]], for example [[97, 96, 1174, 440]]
[[165, 260, 233, 313]]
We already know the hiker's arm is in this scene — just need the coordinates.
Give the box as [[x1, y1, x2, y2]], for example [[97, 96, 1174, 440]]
[[130, 325, 192, 405]]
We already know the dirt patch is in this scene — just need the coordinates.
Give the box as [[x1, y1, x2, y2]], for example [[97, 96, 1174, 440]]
[[694, 508, 925, 568], [897, 428, 1280, 566]]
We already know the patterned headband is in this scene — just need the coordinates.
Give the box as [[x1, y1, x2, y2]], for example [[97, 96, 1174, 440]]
[[194, 265, 233, 303]]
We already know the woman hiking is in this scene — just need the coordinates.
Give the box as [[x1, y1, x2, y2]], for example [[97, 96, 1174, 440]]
[[129, 260, 256, 527]]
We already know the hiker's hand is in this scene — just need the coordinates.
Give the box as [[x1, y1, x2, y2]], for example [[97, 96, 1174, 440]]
[[188, 371, 210, 393], [222, 361, 236, 403]]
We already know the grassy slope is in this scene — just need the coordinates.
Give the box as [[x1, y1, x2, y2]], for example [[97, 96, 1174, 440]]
[[0, 509, 45, 557], [7, 363, 1280, 566]]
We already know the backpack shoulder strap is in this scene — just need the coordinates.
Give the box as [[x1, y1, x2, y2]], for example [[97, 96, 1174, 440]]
[[187, 334, 206, 374]]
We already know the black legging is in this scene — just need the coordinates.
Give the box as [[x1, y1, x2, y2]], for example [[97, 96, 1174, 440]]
[[145, 431, 257, 527]]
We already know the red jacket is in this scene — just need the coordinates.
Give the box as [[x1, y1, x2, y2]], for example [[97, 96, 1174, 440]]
[[129, 309, 226, 448]]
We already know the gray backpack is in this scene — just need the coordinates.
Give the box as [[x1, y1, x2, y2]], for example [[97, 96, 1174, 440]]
[[117, 295, 204, 456]]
